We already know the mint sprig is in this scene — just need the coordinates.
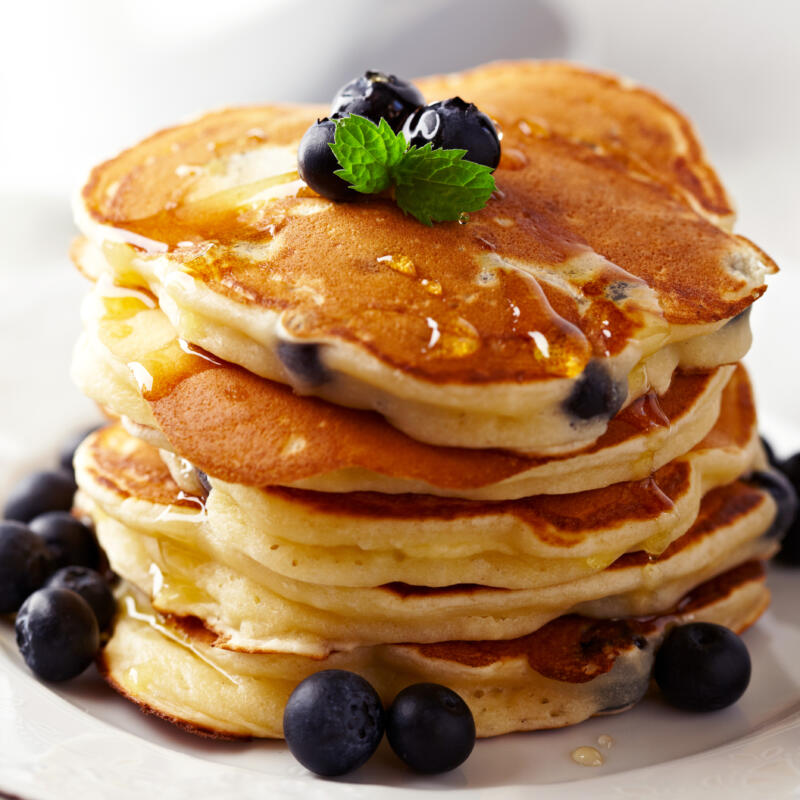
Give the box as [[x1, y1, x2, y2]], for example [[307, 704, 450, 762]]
[[330, 115, 496, 226], [330, 117, 405, 194]]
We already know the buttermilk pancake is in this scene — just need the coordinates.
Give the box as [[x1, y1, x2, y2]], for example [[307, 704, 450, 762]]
[[75, 420, 773, 655], [65, 60, 782, 743], [101, 563, 769, 739], [73, 279, 742, 499], [72, 61, 775, 454]]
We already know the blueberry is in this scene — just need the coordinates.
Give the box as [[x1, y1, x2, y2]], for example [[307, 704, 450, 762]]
[[283, 669, 385, 776], [196, 470, 212, 495], [3, 470, 76, 523], [780, 452, 800, 487], [277, 341, 329, 386], [564, 360, 626, 422], [0, 521, 54, 613], [58, 424, 101, 474], [746, 469, 798, 544], [386, 683, 475, 774], [654, 622, 751, 711], [15, 587, 100, 681], [46, 567, 115, 630], [29, 511, 99, 570], [402, 97, 501, 170], [297, 118, 359, 202], [331, 71, 424, 132]]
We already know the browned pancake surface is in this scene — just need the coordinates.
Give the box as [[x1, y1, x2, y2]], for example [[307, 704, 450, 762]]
[[412, 560, 766, 678], [144, 363, 751, 491]]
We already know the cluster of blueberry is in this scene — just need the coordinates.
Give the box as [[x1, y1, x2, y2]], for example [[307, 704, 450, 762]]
[[0, 425, 113, 682], [283, 670, 475, 777], [297, 70, 502, 202]]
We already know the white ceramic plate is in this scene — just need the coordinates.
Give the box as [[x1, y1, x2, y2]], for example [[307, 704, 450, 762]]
[[0, 198, 798, 800]]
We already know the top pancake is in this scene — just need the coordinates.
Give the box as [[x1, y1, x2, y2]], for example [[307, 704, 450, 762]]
[[75, 61, 774, 451]]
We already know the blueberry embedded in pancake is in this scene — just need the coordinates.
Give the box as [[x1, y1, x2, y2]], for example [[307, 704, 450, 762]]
[[276, 341, 330, 387], [564, 360, 626, 422]]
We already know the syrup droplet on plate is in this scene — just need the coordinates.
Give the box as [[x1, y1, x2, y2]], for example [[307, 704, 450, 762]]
[[571, 746, 604, 767], [597, 734, 614, 749]]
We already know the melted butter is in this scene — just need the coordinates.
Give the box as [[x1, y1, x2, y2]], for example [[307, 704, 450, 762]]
[[122, 595, 238, 685]]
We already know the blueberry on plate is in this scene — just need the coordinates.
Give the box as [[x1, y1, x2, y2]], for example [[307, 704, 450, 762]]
[[386, 683, 475, 774], [58, 424, 101, 475], [47, 566, 115, 630], [3, 469, 77, 523], [654, 622, 751, 711], [297, 118, 359, 203], [29, 511, 100, 570], [15, 587, 100, 681], [746, 469, 798, 545], [0, 521, 54, 613], [402, 97, 501, 170], [331, 71, 424, 131], [283, 669, 385, 776]]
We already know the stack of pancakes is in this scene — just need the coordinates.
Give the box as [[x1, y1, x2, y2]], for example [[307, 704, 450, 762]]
[[69, 61, 778, 738]]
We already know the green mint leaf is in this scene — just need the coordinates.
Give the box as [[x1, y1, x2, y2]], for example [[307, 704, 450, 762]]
[[330, 115, 406, 194], [392, 144, 496, 226]]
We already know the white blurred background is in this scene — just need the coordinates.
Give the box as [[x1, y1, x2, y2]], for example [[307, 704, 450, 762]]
[[0, 0, 798, 477]]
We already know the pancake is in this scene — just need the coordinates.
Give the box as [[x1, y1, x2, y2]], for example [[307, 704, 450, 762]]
[[76, 424, 775, 656], [73, 60, 775, 454], [73, 280, 751, 499], [100, 561, 769, 739]]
